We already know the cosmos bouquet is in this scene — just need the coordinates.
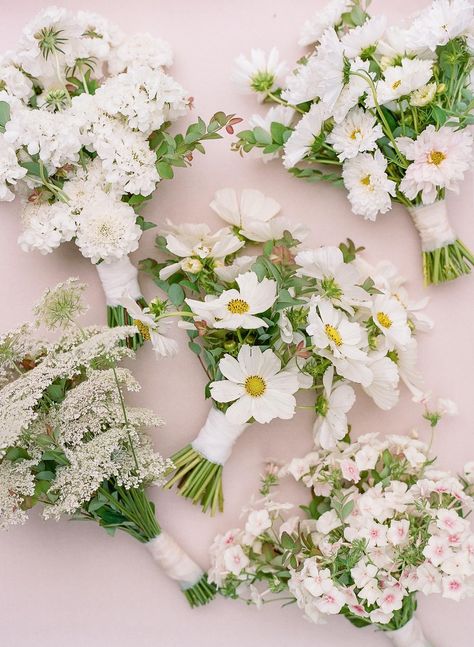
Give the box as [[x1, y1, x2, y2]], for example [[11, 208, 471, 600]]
[[233, 0, 474, 285], [140, 188, 431, 514], [0, 279, 215, 607], [208, 411, 474, 646], [0, 6, 237, 347]]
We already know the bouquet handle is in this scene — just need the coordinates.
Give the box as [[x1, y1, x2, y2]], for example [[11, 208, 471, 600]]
[[386, 617, 433, 647]]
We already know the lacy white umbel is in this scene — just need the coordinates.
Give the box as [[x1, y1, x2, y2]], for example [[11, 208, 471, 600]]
[[191, 407, 249, 465], [387, 617, 432, 647], [407, 200, 456, 252], [96, 255, 142, 306], [146, 532, 203, 590]]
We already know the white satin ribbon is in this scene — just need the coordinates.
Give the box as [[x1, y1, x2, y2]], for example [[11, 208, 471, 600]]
[[146, 532, 203, 590], [191, 406, 249, 465], [96, 255, 142, 306], [408, 201, 456, 252], [387, 617, 432, 647]]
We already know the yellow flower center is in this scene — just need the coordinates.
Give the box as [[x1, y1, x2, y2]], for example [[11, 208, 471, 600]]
[[392, 79, 402, 90], [244, 375, 266, 397], [133, 319, 151, 341], [428, 150, 446, 166], [325, 324, 343, 346], [227, 298, 250, 315], [360, 174, 371, 186], [377, 312, 392, 328], [350, 128, 361, 140]]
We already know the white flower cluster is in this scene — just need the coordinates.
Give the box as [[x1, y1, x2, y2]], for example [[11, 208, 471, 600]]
[[0, 7, 190, 264]]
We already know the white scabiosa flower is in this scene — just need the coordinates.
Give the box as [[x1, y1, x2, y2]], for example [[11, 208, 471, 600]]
[[408, 0, 474, 51], [313, 367, 355, 449], [283, 102, 328, 168], [18, 201, 76, 254], [75, 192, 141, 263], [327, 107, 383, 161], [397, 125, 473, 204], [210, 345, 299, 424], [0, 55, 33, 102], [209, 188, 281, 237], [341, 16, 387, 59], [119, 296, 178, 358], [371, 294, 411, 350], [234, 48, 287, 101], [186, 271, 277, 330], [107, 32, 173, 74], [342, 150, 397, 221], [368, 58, 434, 106], [0, 135, 26, 200], [299, 0, 352, 46]]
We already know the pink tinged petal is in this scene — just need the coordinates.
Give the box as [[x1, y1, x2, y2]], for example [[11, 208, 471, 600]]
[[210, 380, 245, 403], [219, 354, 246, 383]]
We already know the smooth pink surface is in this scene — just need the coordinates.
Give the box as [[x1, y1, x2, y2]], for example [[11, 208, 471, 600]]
[[0, 1, 473, 646]]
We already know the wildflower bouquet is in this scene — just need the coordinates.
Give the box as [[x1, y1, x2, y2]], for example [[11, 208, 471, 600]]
[[209, 417, 474, 645], [0, 279, 215, 607], [0, 7, 238, 348], [141, 188, 431, 514], [233, 0, 474, 285]]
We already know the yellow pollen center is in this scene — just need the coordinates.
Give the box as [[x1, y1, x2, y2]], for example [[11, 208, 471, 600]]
[[428, 150, 446, 166], [350, 128, 361, 140], [245, 375, 266, 397], [133, 319, 151, 341], [360, 174, 371, 186], [377, 312, 392, 328], [392, 79, 402, 90], [325, 324, 343, 346], [227, 298, 250, 315]]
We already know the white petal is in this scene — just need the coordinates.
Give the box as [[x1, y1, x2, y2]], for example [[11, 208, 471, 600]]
[[219, 354, 246, 383], [210, 380, 245, 403], [209, 188, 240, 226]]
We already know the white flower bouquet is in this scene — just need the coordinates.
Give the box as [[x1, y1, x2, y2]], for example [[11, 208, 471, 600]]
[[233, 0, 474, 285], [208, 417, 474, 645], [0, 279, 215, 607], [0, 7, 239, 348], [139, 188, 431, 514]]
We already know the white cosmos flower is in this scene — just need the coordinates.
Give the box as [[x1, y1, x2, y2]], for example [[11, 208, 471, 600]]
[[372, 294, 411, 350], [342, 150, 396, 221], [368, 58, 433, 106], [341, 16, 387, 59], [234, 48, 287, 101], [119, 296, 178, 358], [214, 256, 256, 283], [362, 355, 400, 410], [327, 107, 383, 161], [397, 125, 473, 204], [408, 0, 474, 52], [186, 271, 277, 330], [295, 246, 367, 308], [210, 345, 299, 425], [299, 0, 352, 46], [301, 28, 345, 111], [209, 188, 281, 238], [307, 299, 367, 361], [313, 367, 355, 449], [248, 106, 294, 161], [283, 102, 328, 168]]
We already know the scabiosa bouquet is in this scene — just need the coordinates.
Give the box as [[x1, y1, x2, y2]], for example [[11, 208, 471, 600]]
[[0, 279, 215, 607], [208, 410, 474, 645], [233, 0, 474, 286], [141, 188, 431, 515], [0, 7, 239, 348]]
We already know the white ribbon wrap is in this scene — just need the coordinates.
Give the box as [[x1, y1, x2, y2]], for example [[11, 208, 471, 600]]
[[408, 201, 456, 252], [387, 617, 432, 647], [191, 407, 249, 465], [96, 255, 142, 306], [146, 531, 203, 590]]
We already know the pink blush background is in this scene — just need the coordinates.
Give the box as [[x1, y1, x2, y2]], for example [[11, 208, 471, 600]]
[[0, 1, 473, 645]]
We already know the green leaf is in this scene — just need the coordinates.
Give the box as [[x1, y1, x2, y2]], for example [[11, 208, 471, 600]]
[[136, 215, 156, 231], [156, 161, 174, 179], [0, 101, 11, 131], [168, 283, 184, 306], [280, 532, 295, 550], [35, 470, 55, 481], [253, 126, 272, 146], [188, 341, 201, 355]]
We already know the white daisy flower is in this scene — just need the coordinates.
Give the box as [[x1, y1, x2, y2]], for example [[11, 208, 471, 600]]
[[209, 188, 281, 238], [408, 0, 474, 52], [210, 345, 299, 425], [333, 57, 373, 123], [368, 58, 433, 106], [313, 367, 355, 449], [327, 107, 383, 161], [233, 48, 287, 101], [302, 28, 345, 111], [397, 125, 473, 204], [362, 355, 400, 410], [376, 25, 420, 60], [342, 16, 387, 59], [295, 246, 367, 308], [342, 150, 397, 220], [119, 296, 178, 358], [299, 0, 352, 46], [248, 106, 295, 161], [186, 271, 277, 330], [371, 294, 411, 350], [307, 299, 368, 362], [283, 102, 328, 168], [410, 83, 437, 107]]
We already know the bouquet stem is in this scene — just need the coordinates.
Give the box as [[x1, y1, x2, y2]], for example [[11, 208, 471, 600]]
[[106, 298, 148, 350], [408, 201, 474, 285]]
